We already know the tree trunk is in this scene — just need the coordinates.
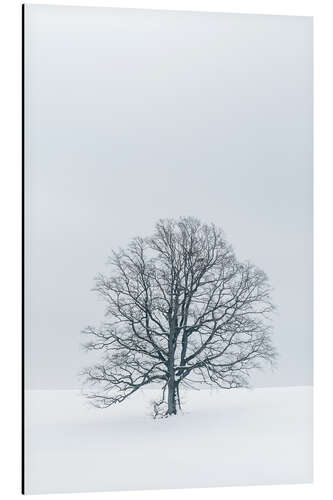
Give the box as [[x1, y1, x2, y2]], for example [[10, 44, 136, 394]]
[[167, 334, 177, 415], [167, 372, 176, 415]]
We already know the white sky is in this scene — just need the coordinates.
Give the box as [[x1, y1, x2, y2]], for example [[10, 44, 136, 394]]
[[25, 5, 312, 389]]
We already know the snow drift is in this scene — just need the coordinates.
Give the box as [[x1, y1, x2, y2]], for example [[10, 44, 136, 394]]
[[24, 385, 312, 494]]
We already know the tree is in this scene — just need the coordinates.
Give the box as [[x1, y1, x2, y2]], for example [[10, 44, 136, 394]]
[[82, 217, 276, 417]]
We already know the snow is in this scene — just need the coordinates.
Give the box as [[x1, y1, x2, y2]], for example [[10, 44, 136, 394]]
[[24, 386, 312, 494]]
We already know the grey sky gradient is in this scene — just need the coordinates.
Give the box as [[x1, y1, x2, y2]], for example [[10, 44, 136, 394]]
[[25, 6, 313, 389]]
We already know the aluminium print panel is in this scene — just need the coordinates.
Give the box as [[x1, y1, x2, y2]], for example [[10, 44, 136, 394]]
[[23, 5, 313, 495]]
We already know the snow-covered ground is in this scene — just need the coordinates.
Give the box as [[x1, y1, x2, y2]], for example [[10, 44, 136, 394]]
[[24, 386, 312, 494]]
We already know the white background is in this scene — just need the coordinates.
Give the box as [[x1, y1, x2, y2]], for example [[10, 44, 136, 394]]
[[0, 0, 332, 499], [24, 4, 313, 392]]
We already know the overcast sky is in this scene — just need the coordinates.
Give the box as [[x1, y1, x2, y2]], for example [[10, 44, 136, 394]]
[[25, 6, 312, 390]]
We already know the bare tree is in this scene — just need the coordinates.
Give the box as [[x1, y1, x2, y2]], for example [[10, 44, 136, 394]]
[[82, 217, 276, 417]]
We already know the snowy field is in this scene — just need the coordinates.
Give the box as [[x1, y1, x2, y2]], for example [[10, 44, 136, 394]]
[[25, 386, 312, 494]]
